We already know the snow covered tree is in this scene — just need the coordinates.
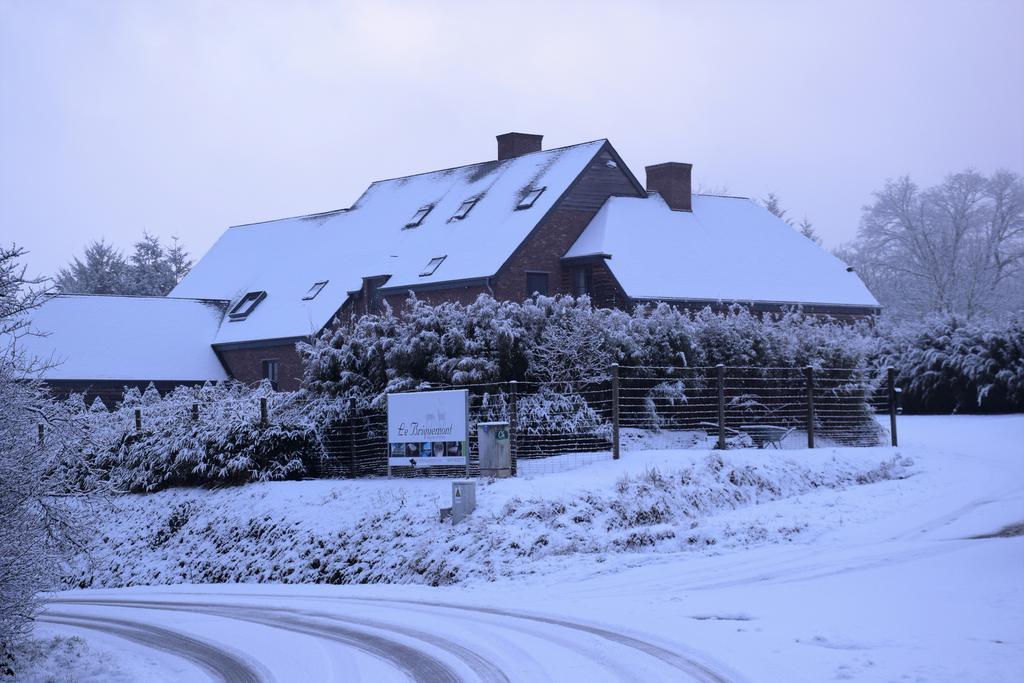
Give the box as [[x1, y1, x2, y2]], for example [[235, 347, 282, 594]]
[[1, 246, 100, 675], [839, 170, 1024, 319], [54, 239, 127, 295], [763, 194, 822, 245], [56, 233, 192, 296]]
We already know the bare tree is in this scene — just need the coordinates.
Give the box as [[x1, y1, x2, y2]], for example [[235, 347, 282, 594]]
[[1, 246, 100, 675], [838, 170, 1024, 319]]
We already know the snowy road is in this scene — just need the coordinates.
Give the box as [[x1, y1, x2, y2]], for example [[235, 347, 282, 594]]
[[39, 591, 731, 682]]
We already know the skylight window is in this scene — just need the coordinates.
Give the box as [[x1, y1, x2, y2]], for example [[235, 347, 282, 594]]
[[450, 197, 479, 221], [517, 186, 546, 210], [302, 281, 328, 300], [228, 291, 266, 321], [406, 205, 433, 228], [419, 256, 446, 277]]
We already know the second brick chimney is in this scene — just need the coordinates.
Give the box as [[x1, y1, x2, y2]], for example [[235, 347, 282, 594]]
[[497, 132, 543, 161], [645, 162, 693, 212]]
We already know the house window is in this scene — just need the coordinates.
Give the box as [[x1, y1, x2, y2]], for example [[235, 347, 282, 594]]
[[420, 255, 446, 276], [450, 197, 478, 220], [517, 187, 546, 210], [302, 281, 328, 300], [406, 205, 433, 228], [261, 359, 279, 390], [573, 266, 593, 296], [228, 291, 266, 321], [526, 272, 549, 297]]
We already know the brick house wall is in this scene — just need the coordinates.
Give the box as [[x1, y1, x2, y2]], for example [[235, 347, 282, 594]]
[[215, 341, 305, 391]]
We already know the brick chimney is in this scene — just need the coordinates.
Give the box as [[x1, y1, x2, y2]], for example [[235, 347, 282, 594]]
[[645, 162, 693, 212], [497, 132, 543, 161]]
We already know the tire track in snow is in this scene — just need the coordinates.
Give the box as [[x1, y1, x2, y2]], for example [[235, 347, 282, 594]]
[[49, 597, 504, 683], [49, 594, 730, 682], [38, 611, 267, 683]]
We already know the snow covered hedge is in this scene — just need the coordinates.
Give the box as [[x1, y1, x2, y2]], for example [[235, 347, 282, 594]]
[[875, 313, 1024, 413], [65, 449, 915, 589], [60, 383, 323, 493], [300, 294, 874, 402]]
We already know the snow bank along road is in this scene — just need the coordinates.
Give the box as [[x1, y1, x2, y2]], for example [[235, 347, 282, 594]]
[[37, 416, 1024, 681], [38, 590, 731, 682]]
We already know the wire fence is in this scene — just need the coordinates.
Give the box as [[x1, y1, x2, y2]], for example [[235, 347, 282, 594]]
[[55, 364, 899, 480], [313, 364, 897, 478]]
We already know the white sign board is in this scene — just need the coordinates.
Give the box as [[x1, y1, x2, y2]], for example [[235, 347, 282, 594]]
[[387, 389, 468, 468]]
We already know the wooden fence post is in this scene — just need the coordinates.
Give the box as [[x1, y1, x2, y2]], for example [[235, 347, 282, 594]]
[[887, 367, 899, 447], [191, 403, 199, 422], [260, 397, 268, 427], [611, 363, 620, 460], [805, 366, 816, 449], [37, 423, 44, 446], [134, 408, 142, 432], [716, 364, 726, 450]]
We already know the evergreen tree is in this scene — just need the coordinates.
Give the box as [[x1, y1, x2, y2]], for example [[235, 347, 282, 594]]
[[56, 234, 191, 296]]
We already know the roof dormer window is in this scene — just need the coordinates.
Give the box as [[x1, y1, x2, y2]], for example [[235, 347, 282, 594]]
[[302, 281, 328, 300], [450, 197, 478, 221], [517, 186, 546, 210], [419, 256, 446, 277], [406, 205, 433, 228], [228, 291, 266, 321]]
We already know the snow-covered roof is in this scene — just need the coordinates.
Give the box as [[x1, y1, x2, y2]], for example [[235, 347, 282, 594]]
[[565, 194, 880, 308], [19, 295, 229, 381], [172, 140, 607, 345]]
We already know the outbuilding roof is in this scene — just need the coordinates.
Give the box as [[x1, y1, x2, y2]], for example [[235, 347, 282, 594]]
[[18, 295, 229, 381], [171, 140, 608, 345], [565, 193, 880, 308]]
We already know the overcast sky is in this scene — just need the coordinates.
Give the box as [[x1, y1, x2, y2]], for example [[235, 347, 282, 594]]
[[2, 0, 1022, 276]]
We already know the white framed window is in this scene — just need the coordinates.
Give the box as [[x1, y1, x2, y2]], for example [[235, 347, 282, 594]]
[[420, 255, 447, 276], [228, 291, 266, 321], [262, 359, 279, 390], [302, 281, 328, 300], [517, 187, 546, 209]]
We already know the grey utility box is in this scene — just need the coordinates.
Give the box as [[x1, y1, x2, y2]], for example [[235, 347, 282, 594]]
[[451, 480, 477, 524], [478, 421, 512, 478]]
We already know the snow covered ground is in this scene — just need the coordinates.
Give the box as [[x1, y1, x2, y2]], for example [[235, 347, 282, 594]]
[[27, 415, 1024, 682]]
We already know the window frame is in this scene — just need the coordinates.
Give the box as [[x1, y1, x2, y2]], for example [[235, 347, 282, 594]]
[[405, 205, 433, 228], [228, 291, 267, 321], [525, 271, 550, 297], [450, 197, 479, 221], [517, 186, 546, 210], [261, 359, 279, 390], [572, 266, 594, 297], [302, 280, 328, 300], [419, 255, 447, 277]]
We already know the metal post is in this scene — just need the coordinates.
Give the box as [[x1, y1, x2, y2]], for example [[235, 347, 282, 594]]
[[348, 397, 357, 479], [508, 381, 518, 477], [259, 397, 268, 427], [134, 408, 142, 432], [805, 366, 815, 449], [887, 367, 899, 447], [191, 403, 199, 422], [611, 363, 620, 460], [37, 423, 44, 446]]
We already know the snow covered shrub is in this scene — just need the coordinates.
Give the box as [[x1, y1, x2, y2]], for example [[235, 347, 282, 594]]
[[876, 313, 1024, 413], [67, 382, 321, 493], [516, 387, 611, 440]]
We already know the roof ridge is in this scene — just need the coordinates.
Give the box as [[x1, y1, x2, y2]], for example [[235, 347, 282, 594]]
[[366, 138, 608, 186], [54, 293, 230, 304], [229, 207, 350, 230]]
